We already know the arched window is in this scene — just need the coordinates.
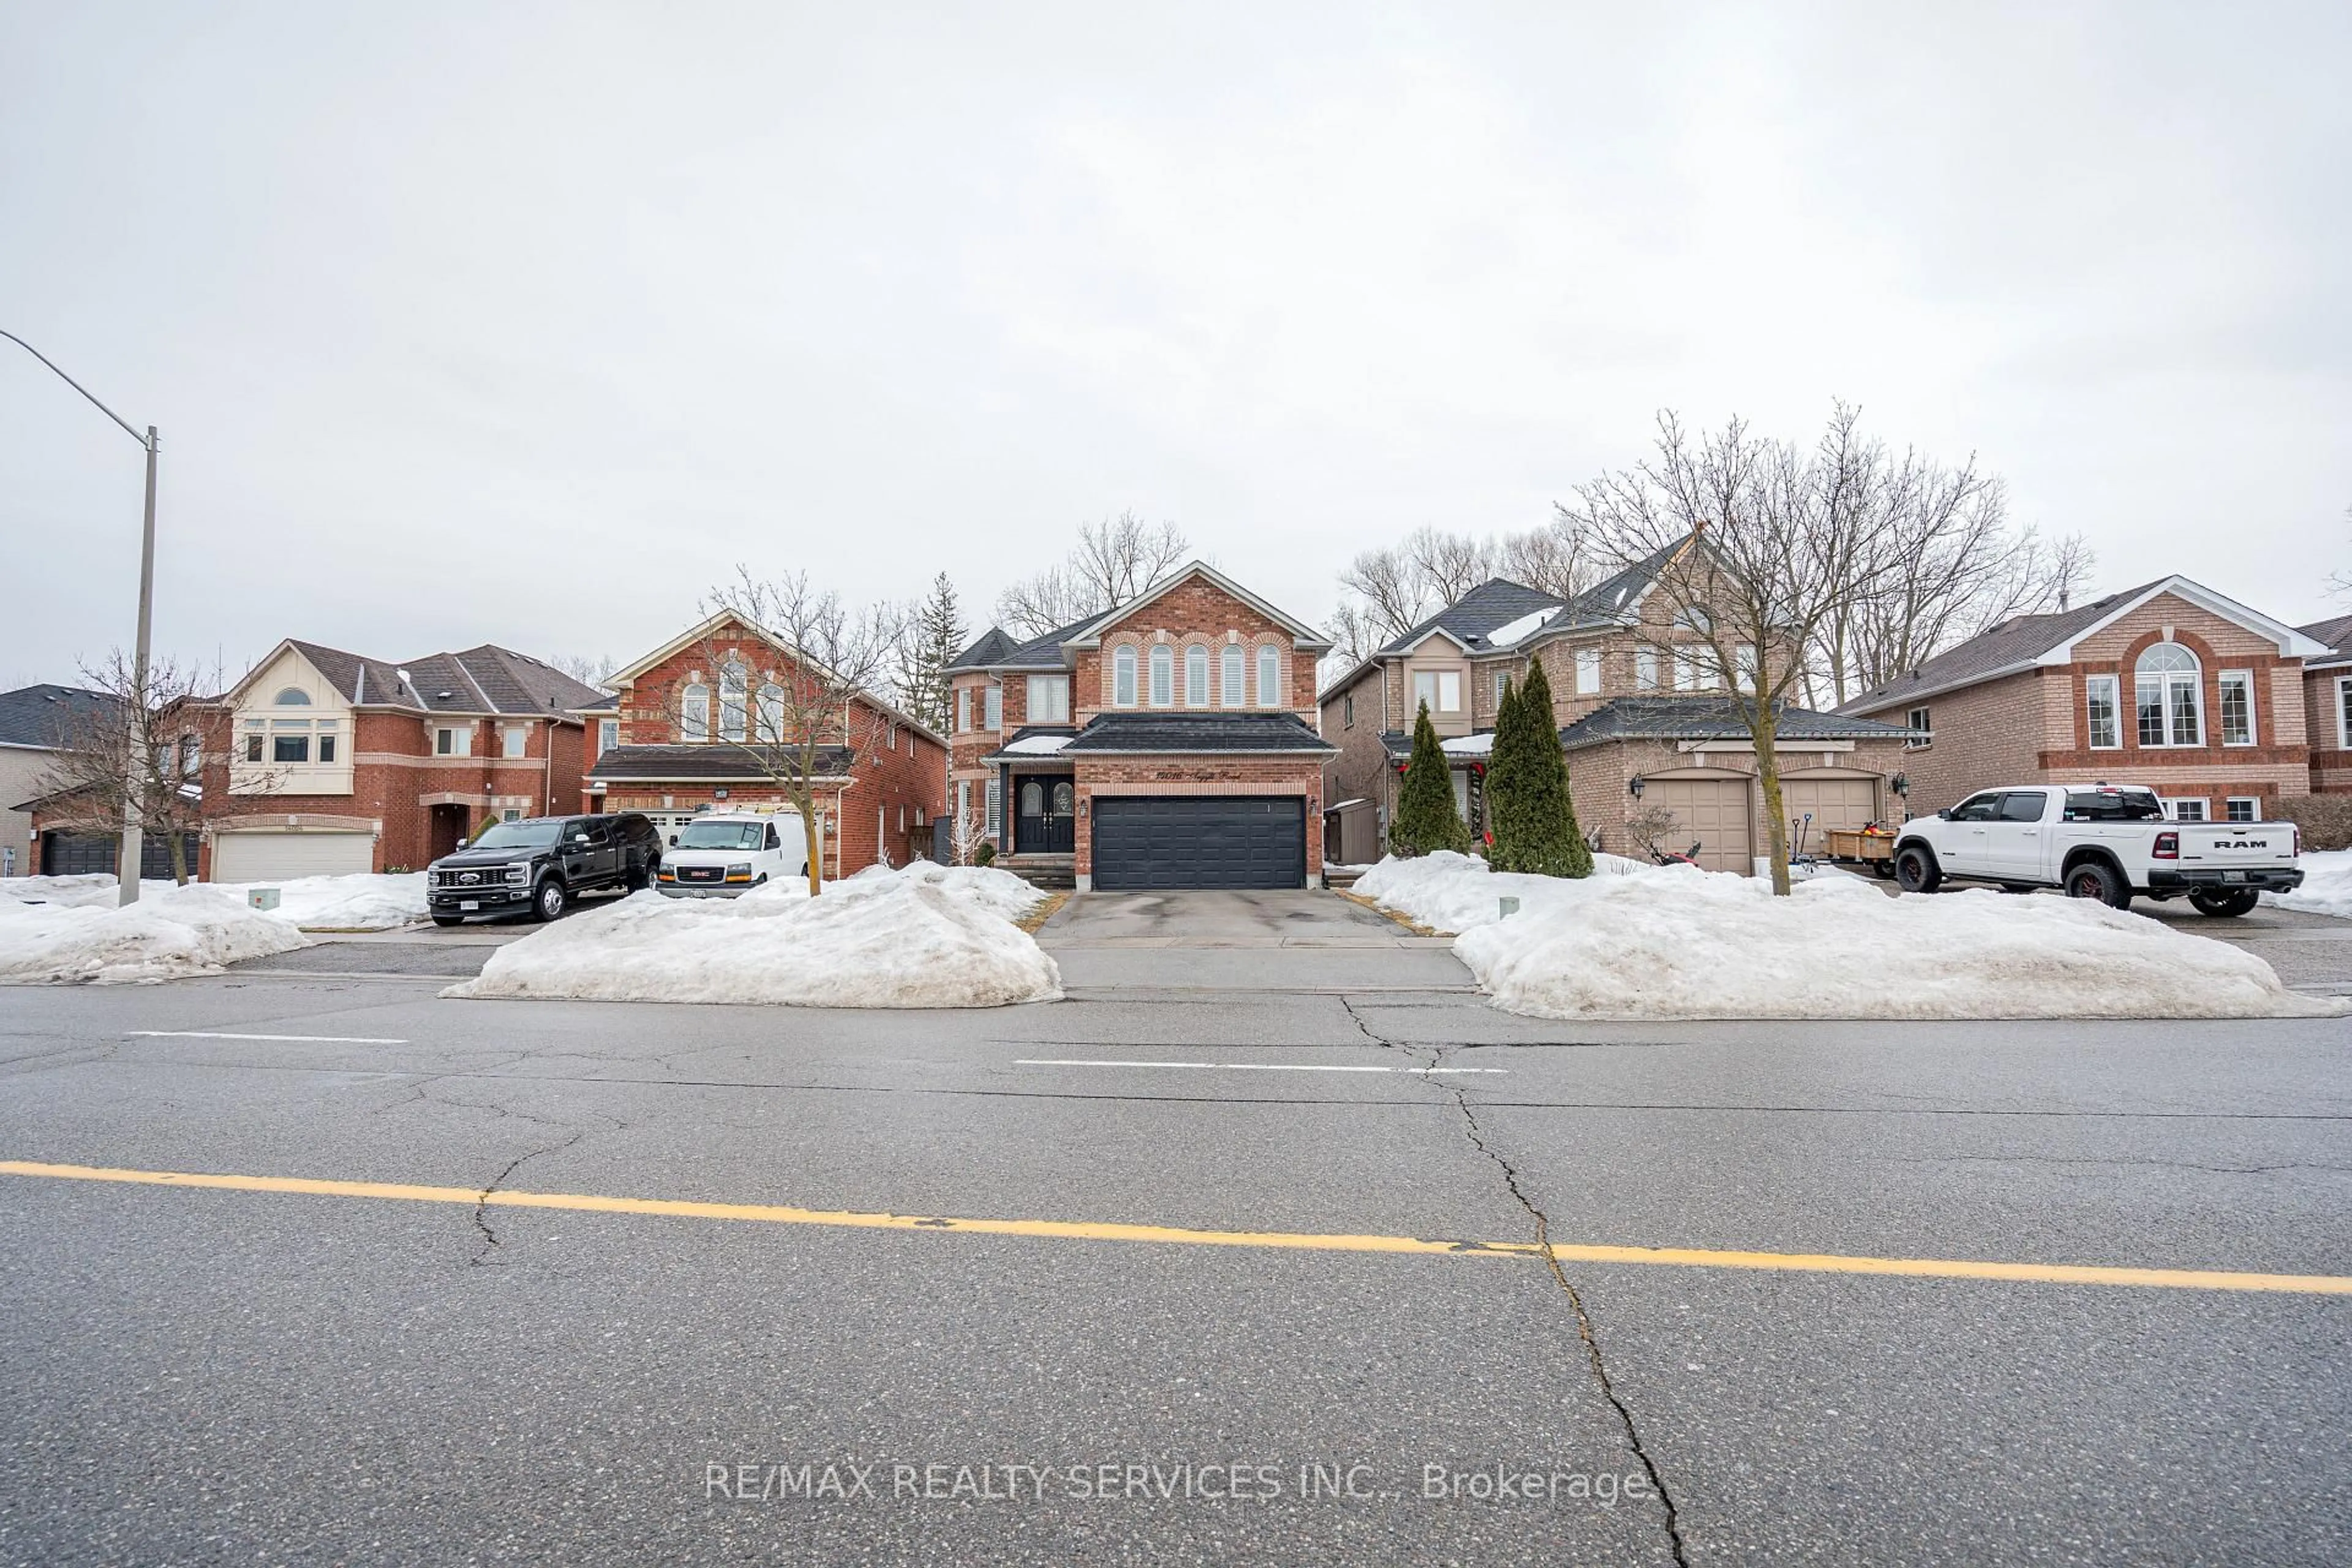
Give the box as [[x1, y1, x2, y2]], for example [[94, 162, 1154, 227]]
[[718, 661, 748, 741], [755, 682, 785, 741], [1020, 780, 1043, 816], [1149, 645, 1174, 706], [681, 682, 710, 741], [273, 687, 311, 706], [1221, 646, 1245, 709], [2135, 642, 2203, 747], [1114, 646, 1138, 706], [1185, 646, 1208, 707], [1256, 645, 1280, 706]]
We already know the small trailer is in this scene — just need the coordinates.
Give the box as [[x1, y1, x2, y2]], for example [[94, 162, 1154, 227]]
[[1823, 825, 1899, 879]]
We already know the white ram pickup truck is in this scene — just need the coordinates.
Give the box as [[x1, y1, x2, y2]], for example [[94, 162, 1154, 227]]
[[1891, 783, 2304, 916]]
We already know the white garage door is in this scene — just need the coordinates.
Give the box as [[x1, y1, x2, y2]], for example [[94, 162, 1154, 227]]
[[1782, 776, 1879, 847], [212, 831, 374, 882], [1651, 778, 1752, 875]]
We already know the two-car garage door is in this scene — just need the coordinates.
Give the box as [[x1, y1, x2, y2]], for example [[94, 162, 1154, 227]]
[[1091, 797, 1305, 891], [211, 831, 375, 883]]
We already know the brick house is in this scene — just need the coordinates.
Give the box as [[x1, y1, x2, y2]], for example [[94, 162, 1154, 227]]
[[2300, 613, 2352, 794], [1839, 576, 2331, 823], [1317, 540, 1917, 873], [944, 562, 1335, 890], [2, 684, 119, 878], [585, 611, 946, 878], [185, 640, 609, 879]]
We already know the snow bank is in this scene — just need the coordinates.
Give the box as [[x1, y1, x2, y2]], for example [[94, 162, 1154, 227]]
[[0, 883, 311, 985], [1352, 850, 1641, 933], [2269, 850, 2352, 920], [3, 872, 426, 930], [447, 863, 1057, 1008], [1357, 852, 2337, 1020], [244, 873, 428, 930]]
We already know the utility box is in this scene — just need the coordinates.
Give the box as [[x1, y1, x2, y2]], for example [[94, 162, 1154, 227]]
[[247, 888, 281, 912]]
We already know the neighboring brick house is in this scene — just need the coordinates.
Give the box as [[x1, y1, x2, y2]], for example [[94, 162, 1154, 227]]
[[189, 639, 608, 879], [1317, 539, 1916, 873], [585, 611, 946, 878], [944, 562, 1336, 890], [2301, 613, 2352, 794], [1, 684, 116, 878], [1840, 576, 2331, 823]]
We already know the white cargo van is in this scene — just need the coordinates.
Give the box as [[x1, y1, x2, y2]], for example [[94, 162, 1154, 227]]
[[656, 812, 809, 897]]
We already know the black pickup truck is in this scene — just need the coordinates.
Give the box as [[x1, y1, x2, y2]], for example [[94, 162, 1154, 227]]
[[425, 813, 663, 925]]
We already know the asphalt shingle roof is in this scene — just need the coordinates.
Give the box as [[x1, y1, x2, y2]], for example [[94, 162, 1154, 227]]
[[946, 628, 1019, 672], [1057, 712, 1336, 755], [1837, 584, 2162, 713], [586, 744, 856, 782], [0, 684, 114, 750], [2299, 613, 2352, 666], [281, 641, 610, 715], [1377, 578, 1564, 655], [1558, 696, 1918, 750]]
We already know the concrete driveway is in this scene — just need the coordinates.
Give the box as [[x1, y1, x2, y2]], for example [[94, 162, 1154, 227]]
[[1036, 888, 1473, 993]]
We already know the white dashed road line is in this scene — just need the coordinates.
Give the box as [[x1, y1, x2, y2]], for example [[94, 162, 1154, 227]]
[[1014, 1058, 1503, 1075], [127, 1031, 409, 1045]]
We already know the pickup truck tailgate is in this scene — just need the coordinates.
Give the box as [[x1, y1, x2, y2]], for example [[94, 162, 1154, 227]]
[[2173, 823, 2296, 872]]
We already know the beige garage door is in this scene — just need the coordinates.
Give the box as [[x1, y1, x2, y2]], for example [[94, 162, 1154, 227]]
[[211, 831, 374, 883], [1782, 776, 1880, 851], [1651, 778, 1752, 875]]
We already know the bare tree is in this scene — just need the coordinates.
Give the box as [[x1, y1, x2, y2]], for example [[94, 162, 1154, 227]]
[[1328, 519, 1599, 666], [996, 511, 1189, 637], [549, 652, 618, 689], [1561, 405, 1909, 895], [649, 571, 905, 894], [34, 650, 252, 885], [945, 789, 992, 866], [1810, 462, 2092, 706]]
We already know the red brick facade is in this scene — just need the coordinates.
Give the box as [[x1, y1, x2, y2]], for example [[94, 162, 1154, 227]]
[[1849, 590, 2316, 819], [597, 617, 946, 877]]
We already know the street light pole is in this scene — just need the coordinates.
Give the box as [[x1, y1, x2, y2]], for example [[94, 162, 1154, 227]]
[[1, 329, 160, 907]]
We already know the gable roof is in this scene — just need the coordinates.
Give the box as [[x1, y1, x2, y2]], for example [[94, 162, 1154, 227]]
[[606, 611, 946, 746], [1376, 577, 1564, 656], [2300, 613, 2352, 670], [0, 684, 115, 751], [1842, 576, 2332, 714], [990, 610, 1106, 671], [1062, 561, 1333, 653]]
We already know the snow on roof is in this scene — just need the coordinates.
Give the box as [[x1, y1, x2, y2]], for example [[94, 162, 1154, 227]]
[[1440, 733, 1494, 756], [1482, 608, 1556, 649], [1001, 734, 1073, 754]]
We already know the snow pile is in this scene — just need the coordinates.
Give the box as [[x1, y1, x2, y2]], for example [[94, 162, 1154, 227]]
[[0, 875, 130, 908], [0, 883, 311, 985], [3, 872, 426, 930], [1353, 850, 1643, 933], [447, 864, 1057, 1008], [1357, 852, 2337, 1020], [244, 873, 428, 930], [2269, 850, 2352, 920]]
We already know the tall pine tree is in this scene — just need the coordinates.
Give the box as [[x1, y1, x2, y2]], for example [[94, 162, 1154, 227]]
[[1389, 699, 1471, 857], [894, 573, 965, 736], [1485, 658, 1591, 877]]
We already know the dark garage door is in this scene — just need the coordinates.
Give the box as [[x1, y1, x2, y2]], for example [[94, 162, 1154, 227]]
[[1091, 796, 1305, 891], [40, 831, 202, 879]]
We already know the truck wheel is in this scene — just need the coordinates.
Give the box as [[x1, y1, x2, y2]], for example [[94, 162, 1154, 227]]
[[626, 856, 654, 892], [1871, 859, 1896, 880], [2064, 860, 2130, 910], [2188, 889, 2260, 918], [1893, 845, 1940, 894], [531, 879, 568, 922]]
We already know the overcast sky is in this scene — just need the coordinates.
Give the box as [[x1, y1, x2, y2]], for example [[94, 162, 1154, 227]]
[[3, 2, 2345, 692]]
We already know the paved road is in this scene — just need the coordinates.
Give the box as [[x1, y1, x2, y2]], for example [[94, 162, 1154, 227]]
[[1, 892, 2348, 1564]]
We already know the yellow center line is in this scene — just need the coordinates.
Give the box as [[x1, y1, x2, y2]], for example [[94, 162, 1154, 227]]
[[6, 1158, 2348, 1295]]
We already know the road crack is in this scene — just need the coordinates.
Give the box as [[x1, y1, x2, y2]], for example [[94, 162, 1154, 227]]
[[1342, 996, 1691, 1568]]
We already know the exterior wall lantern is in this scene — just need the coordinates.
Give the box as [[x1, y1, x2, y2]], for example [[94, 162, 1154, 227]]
[[1628, 775, 1645, 798], [1890, 772, 1909, 797]]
